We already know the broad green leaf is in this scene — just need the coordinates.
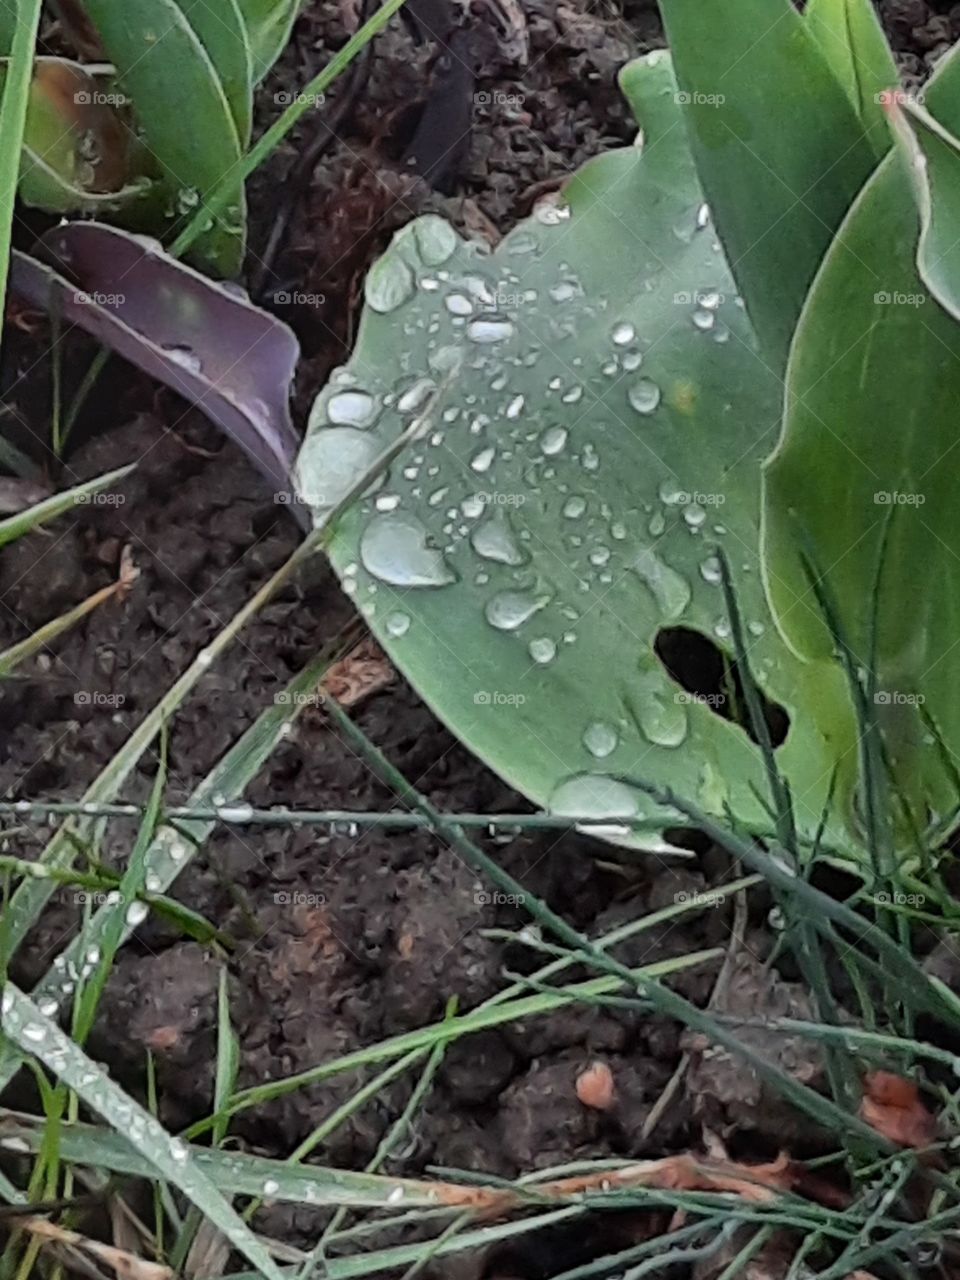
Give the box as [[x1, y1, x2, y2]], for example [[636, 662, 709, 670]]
[[80, 0, 246, 275], [804, 0, 899, 161], [297, 52, 861, 855], [761, 46, 960, 829], [658, 0, 880, 368], [7, 58, 154, 216], [237, 0, 301, 81], [889, 96, 960, 320], [178, 0, 253, 145]]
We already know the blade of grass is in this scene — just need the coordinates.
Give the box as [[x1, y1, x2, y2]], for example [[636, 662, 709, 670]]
[[0, 987, 285, 1280], [0, 0, 43, 324], [0, 466, 133, 550]]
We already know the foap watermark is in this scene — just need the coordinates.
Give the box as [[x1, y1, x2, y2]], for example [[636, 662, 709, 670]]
[[274, 890, 327, 906], [874, 490, 925, 506], [474, 690, 526, 706], [273, 290, 325, 306], [675, 90, 725, 107], [875, 88, 925, 107], [674, 890, 725, 908], [475, 889, 526, 905], [673, 290, 726, 307], [478, 491, 525, 507], [874, 890, 925, 907], [73, 890, 120, 907], [474, 90, 525, 108], [74, 89, 130, 107], [74, 691, 125, 708], [74, 490, 125, 506], [673, 489, 725, 507], [675, 691, 726, 709], [874, 690, 925, 706], [72, 289, 125, 307], [274, 90, 325, 107], [274, 690, 325, 707], [874, 290, 926, 307]]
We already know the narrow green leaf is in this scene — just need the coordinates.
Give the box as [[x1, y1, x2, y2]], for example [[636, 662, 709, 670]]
[[1, 985, 286, 1280], [804, 0, 899, 160], [236, 0, 301, 81], [0, 0, 44, 323], [658, 0, 880, 366], [0, 465, 134, 550], [178, 0, 253, 145], [80, 0, 246, 275]]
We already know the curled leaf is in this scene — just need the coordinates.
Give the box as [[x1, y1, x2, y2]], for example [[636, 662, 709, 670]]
[[861, 1070, 938, 1149], [10, 223, 303, 506]]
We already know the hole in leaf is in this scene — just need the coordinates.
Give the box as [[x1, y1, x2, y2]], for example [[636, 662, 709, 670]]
[[654, 626, 790, 748]]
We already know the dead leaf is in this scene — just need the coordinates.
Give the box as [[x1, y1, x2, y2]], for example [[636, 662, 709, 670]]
[[21, 1215, 172, 1279], [320, 635, 395, 707], [861, 1071, 938, 1149]]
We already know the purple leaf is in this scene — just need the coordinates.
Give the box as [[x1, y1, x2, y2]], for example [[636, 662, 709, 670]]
[[11, 223, 304, 517]]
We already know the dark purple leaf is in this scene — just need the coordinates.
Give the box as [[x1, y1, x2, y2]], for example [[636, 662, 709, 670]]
[[11, 223, 304, 516]]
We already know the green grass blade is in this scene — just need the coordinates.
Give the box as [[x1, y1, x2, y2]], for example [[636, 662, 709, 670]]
[[0, 466, 134, 550], [0, 0, 43, 323]]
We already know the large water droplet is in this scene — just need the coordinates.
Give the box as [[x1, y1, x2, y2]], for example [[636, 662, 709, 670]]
[[360, 513, 455, 587], [549, 774, 640, 819], [471, 514, 526, 566], [632, 548, 691, 619], [365, 253, 415, 313], [638, 693, 688, 747], [582, 721, 619, 758], [540, 425, 568, 456], [327, 389, 378, 427], [297, 429, 381, 511], [485, 590, 548, 631], [467, 315, 515, 344], [628, 379, 661, 415], [413, 215, 458, 265]]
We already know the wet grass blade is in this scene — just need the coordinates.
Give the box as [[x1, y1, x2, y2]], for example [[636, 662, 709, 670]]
[[0, 0, 43, 324], [0, 466, 134, 550]]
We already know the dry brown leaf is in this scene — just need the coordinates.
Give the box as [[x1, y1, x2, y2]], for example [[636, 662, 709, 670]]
[[21, 1215, 172, 1279], [860, 1070, 938, 1149], [320, 635, 395, 707]]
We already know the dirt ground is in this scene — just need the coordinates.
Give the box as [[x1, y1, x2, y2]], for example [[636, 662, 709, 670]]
[[0, 0, 955, 1272]]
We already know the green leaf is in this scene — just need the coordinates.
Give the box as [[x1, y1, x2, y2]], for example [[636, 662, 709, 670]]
[[0, 0, 17, 55], [236, 0, 301, 81], [178, 0, 253, 145], [658, 0, 880, 368], [80, 0, 246, 275], [297, 51, 862, 855], [804, 0, 899, 161], [0, 0, 43, 327], [0, 465, 134, 549], [0, 985, 285, 1280], [888, 95, 960, 320], [761, 46, 960, 831]]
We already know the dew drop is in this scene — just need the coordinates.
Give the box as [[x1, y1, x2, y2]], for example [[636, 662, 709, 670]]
[[539, 425, 568, 456], [360, 513, 455, 587], [563, 495, 587, 519], [445, 293, 473, 317], [365, 253, 415, 313], [126, 900, 149, 927], [471, 515, 526, 566], [297, 429, 381, 512], [700, 555, 722, 584], [638, 693, 688, 748], [466, 315, 515, 344], [528, 636, 556, 664], [471, 446, 496, 473], [485, 590, 548, 631], [397, 377, 436, 414], [631, 548, 691, 619], [549, 774, 640, 819], [612, 322, 635, 346], [582, 721, 619, 758], [628, 379, 661, 415], [413, 214, 458, 265], [327, 389, 378, 427]]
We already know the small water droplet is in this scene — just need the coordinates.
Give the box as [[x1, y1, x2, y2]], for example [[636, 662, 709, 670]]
[[471, 514, 526, 565], [563, 495, 587, 519], [445, 293, 473, 316], [612, 322, 635, 346], [639, 692, 688, 748], [700, 555, 722, 584], [540, 425, 568, 456], [528, 637, 556, 664], [397, 377, 436, 414], [692, 308, 716, 331], [582, 721, 619, 758], [628, 379, 661, 415], [126, 900, 149, 926], [471, 446, 496, 473]]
